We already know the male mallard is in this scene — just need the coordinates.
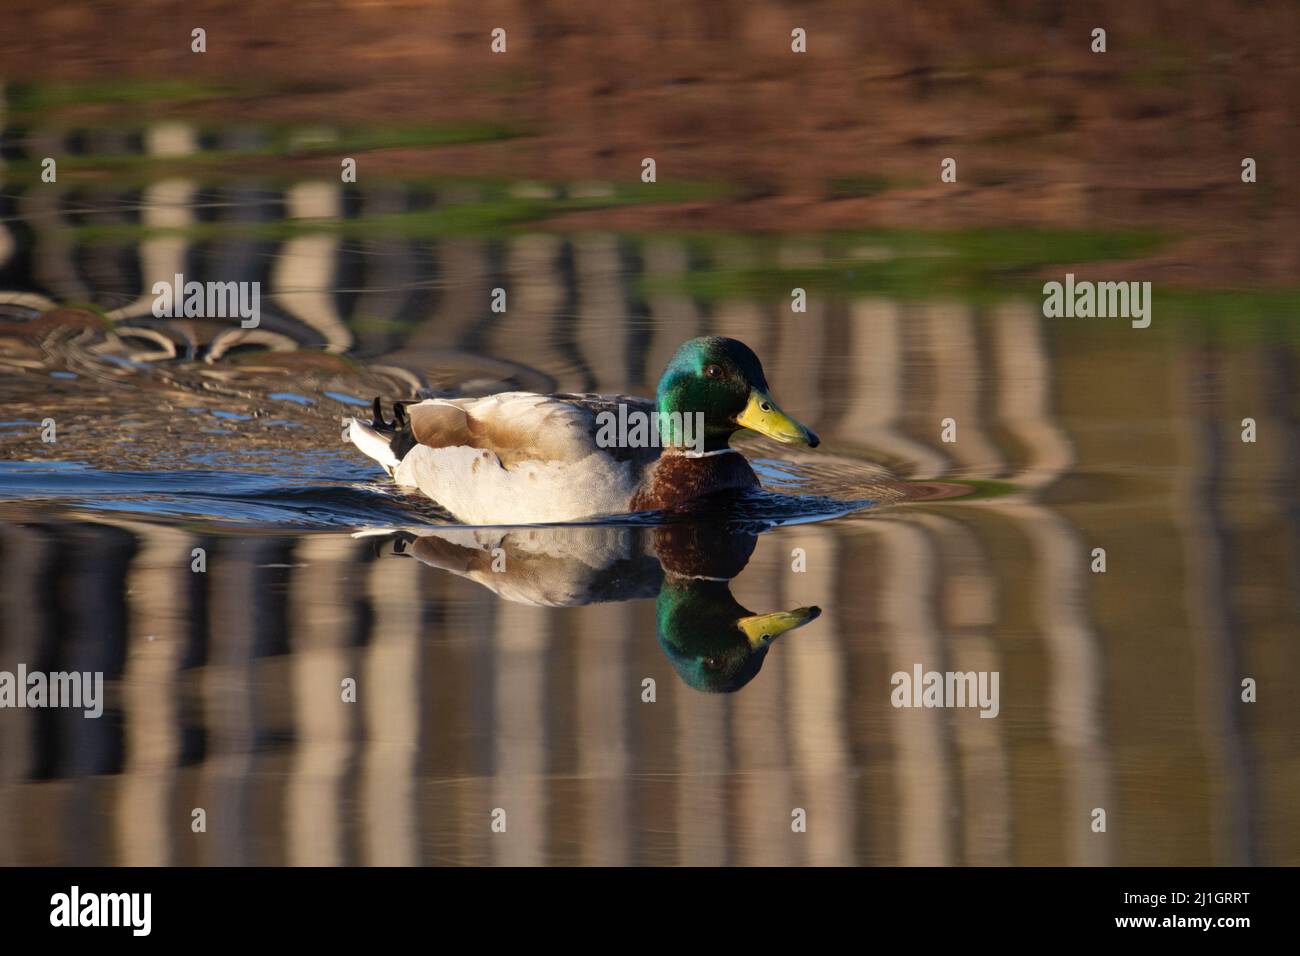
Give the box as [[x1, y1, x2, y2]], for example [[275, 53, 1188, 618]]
[[346, 336, 819, 524]]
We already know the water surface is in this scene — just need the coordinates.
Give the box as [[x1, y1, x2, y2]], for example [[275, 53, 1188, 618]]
[[1, 112, 1297, 867]]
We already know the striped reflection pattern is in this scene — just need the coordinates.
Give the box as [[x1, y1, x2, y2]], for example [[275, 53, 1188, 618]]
[[1, 134, 1297, 868]]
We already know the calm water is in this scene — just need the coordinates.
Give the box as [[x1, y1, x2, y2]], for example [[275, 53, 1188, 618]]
[[2, 121, 1298, 866]]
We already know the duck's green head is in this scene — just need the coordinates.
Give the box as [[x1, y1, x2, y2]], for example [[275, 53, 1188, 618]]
[[656, 578, 821, 693], [656, 336, 820, 452]]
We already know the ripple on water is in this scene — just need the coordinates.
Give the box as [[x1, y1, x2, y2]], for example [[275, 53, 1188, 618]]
[[0, 454, 884, 531], [0, 314, 914, 531]]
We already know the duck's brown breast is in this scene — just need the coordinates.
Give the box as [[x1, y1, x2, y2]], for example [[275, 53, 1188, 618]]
[[629, 451, 758, 511]]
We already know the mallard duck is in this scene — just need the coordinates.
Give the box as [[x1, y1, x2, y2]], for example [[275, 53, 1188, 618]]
[[346, 336, 819, 524]]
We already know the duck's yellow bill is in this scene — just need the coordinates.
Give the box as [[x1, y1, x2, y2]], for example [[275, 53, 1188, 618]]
[[737, 606, 822, 648], [736, 390, 820, 447]]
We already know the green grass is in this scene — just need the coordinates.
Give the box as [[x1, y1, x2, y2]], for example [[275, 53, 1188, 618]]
[[628, 229, 1300, 338], [0, 121, 527, 183], [4, 79, 247, 116], [637, 228, 1169, 302], [824, 174, 895, 199], [31, 176, 726, 243], [1143, 290, 1300, 339]]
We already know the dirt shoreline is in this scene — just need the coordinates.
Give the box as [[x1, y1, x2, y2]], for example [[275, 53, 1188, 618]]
[[2, 1, 1297, 286]]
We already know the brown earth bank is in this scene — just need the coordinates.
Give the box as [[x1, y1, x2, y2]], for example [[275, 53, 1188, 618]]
[[2, 0, 1298, 285]]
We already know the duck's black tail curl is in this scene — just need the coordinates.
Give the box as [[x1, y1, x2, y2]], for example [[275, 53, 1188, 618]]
[[368, 397, 418, 459], [369, 397, 411, 429], [370, 397, 388, 431]]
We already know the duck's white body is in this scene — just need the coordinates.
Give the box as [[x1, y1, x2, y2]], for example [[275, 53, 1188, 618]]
[[392, 441, 640, 524], [347, 392, 653, 525]]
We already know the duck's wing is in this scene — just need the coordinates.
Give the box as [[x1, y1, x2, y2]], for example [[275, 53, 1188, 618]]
[[398, 391, 659, 468]]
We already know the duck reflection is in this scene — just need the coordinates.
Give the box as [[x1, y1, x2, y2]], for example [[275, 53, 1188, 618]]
[[377, 520, 820, 694]]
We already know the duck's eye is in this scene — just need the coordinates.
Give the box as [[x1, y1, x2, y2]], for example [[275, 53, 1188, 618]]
[[704, 364, 724, 379], [702, 656, 726, 671]]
